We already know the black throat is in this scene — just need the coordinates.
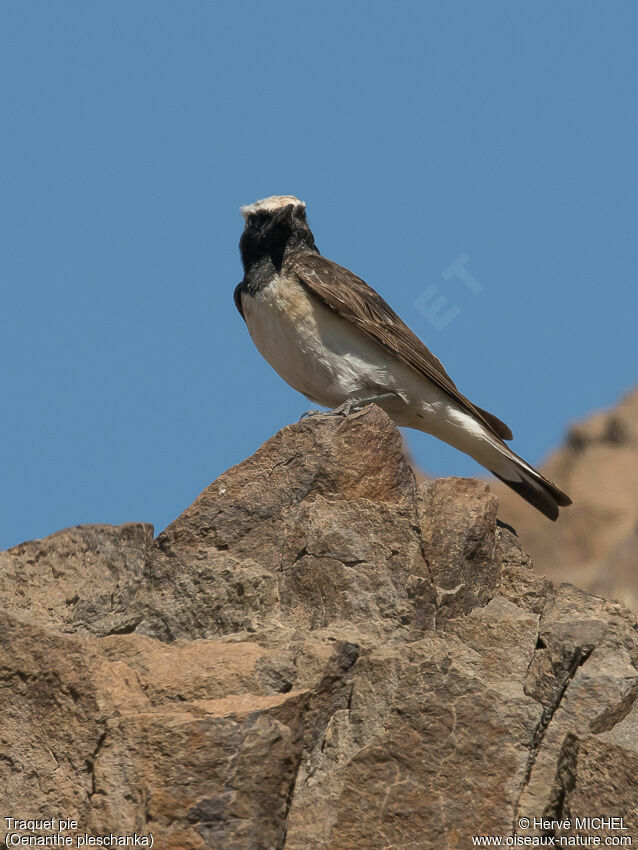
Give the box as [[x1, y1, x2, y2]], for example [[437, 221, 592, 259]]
[[237, 206, 319, 299]]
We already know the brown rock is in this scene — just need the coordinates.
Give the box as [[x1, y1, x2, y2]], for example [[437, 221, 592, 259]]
[[1, 404, 637, 848], [0, 522, 153, 636], [491, 387, 638, 611], [137, 406, 417, 641], [419, 477, 500, 618]]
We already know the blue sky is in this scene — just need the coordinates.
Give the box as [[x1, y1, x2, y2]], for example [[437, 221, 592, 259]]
[[2, 2, 637, 549]]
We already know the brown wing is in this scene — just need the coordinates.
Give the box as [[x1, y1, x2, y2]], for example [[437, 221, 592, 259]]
[[288, 252, 513, 442]]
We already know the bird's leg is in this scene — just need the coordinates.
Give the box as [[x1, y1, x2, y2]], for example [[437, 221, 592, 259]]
[[300, 393, 398, 421], [328, 399, 353, 417], [331, 392, 398, 417]]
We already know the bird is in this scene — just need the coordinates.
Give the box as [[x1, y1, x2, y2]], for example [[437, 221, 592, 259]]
[[233, 195, 572, 520]]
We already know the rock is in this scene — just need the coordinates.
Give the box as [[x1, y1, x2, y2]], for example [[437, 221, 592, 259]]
[[418, 477, 500, 618], [0, 522, 153, 636], [138, 405, 418, 641], [1, 405, 637, 848], [491, 386, 638, 611]]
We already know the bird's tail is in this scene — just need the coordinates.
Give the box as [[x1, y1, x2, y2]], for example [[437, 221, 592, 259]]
[[488, 446, 572, 521]]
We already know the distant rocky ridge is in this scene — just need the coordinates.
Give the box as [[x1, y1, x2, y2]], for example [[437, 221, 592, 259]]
[[491, 386, 638, 611], [1, 406, 637, 848]]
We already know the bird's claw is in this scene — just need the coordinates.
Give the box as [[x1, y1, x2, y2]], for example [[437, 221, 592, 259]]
[[299, 401, 356, 421], [300, 397, 376, 422], [299, 408, 323, 420], [331, 400, 356, 417]]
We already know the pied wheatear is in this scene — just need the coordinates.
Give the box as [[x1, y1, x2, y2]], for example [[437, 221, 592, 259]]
[[234, 195, 571, 520]]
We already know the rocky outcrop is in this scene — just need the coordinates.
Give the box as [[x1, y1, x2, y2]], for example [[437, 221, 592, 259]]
[[2, 406, 637, 848], [492, 386, 638, 611]]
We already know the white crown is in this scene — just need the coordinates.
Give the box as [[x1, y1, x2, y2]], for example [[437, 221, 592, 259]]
[[240, 195, 306, 219]]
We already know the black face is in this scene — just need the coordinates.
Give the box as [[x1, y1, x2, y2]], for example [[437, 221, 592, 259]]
[[239, 204, 316, 272]]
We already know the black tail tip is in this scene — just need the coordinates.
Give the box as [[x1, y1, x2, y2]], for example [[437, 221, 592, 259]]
[[490, 470, 569, 521]]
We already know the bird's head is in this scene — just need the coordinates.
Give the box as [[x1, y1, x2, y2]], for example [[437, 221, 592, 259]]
[[239, 195, 316, 270]]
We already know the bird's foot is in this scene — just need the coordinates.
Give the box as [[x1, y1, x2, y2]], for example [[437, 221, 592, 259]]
[[332, 393, 398, 417], [331, 399, 357, 417], [298, 408, 324, 420], [300, 393, 397, 422], [299, 402, 356, 421]]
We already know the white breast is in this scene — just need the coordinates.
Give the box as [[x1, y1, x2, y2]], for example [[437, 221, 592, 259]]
[[241, 274, 393, 408]]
